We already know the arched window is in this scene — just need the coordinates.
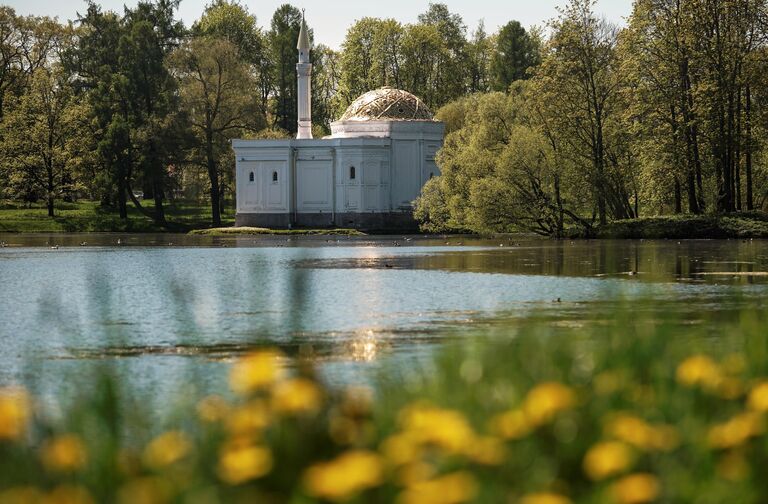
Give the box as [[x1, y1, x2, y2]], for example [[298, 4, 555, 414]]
[[249, 171, 254, 182], [272, 171, 279, 183], [350, 166, 356, 180]]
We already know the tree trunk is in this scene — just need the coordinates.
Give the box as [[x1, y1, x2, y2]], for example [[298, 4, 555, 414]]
[[47, 164, 54, 218], [674, 178, 682, 214], [746, 84, 753, 210], [206, 131, 222, 228]]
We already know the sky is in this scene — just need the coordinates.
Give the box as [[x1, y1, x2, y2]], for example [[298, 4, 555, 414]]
[[6, 0, 634, 49]]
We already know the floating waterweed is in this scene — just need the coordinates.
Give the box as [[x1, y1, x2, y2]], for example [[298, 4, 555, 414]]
[[41, 434, 88, 473], [217, 442, 273, 485], [229, 350, 284, 394], [142, 431, 192, 470], [303, 451, 384, 502], [583, 441, 634, 481], [610, 473, 660, 504], [0, 387, 30, 441], [271, 378, 322, 415], [396, 471, 477, 504]]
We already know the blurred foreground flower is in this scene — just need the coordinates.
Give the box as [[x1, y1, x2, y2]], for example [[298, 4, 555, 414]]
[[0, 387, 30, 441], [272, 378, 323, 414], [523, 382, 576, 427], [519, 493, 573, 504], [143, 431, 192, 470], [707, 412, 764, 449], [230, 350, 284, 394], [218, 442, 273, 485], [304, 450, 384, 502], [676, 355, 722, 390], [397, 471, 477, 504], [611, 473, 660, 504], [41, 434, 88, 472], [583, 441, 634, 481]]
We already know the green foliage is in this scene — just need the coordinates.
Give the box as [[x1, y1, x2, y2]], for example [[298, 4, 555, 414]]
[[490, 21, 540, 90], [4, 307, 768, 501]]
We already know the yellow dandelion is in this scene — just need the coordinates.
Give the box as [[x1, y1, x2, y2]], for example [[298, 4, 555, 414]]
[[399, 404, 476, 454], [229, 350, 284, 394], [747, 381, 768, 412], [490, 409, 532, 440], [117, 477, 174, 504], [217, 443, 273, 485], [707, 412, 764, 449], [41, 434, 88, 472], [523, 382, 576, 427], [395, 461, 435, 486], [304, 451, 384, 502], [611, 473, 660, 504], [142, 431, 192, 470], [271, 378, 323, 414], [605, 413, 679, 452], [466, 436, 507, 465], [381, 432, 422, 467], [45, 485, 95, 504], [676, 355, 722, 389], [397, 471, 477, 504], [583, 441, 634, 481], [0, 387, 30, 441], [519, 493, 573, 504], [196, 395, 230, 423], [225, 400, 271, 438]]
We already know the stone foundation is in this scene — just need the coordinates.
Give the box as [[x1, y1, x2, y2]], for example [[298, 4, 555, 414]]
[[235, 212, 419, 232]]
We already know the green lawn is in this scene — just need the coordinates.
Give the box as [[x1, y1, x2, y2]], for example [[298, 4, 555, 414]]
[[0, 200, 234, 233]]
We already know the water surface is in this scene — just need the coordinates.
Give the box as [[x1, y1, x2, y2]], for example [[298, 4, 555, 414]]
[[2, 233, 767, 411]]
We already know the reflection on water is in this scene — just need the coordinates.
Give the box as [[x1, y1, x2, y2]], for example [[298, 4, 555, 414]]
[[2, 233, 768, 411]]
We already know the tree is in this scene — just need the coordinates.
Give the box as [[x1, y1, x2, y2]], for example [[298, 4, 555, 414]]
[[268, 4, 302, 133], [415, 88, 592, 237], [532, 0, 633, 225], [194, 0, 270, 116], [491, 21, 540, 90], [0, 67, 89, 216], [466, 21, 493, 93], [171, 37, 265, 226]]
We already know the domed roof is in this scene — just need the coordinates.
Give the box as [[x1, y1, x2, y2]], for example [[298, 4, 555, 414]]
[[338, 87, 434, 122]]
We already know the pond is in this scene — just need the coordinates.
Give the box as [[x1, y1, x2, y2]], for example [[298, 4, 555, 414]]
[[2, 233, 768, 413]]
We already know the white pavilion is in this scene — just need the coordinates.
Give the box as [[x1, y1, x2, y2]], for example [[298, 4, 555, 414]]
[[232, 13, 445, 230]]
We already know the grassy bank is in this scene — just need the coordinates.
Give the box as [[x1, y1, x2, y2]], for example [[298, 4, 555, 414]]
[[569, 212, 768, 239], [3, 308, 768, 502], [190, 227, 365, 237], [0, 200, 234, 233]]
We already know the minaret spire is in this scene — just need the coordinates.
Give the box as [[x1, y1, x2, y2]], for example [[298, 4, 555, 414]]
[[296, 9, 313, 139]]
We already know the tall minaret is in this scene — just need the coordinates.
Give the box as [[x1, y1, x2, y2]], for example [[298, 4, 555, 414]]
[[296, 10, 312, 139]]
